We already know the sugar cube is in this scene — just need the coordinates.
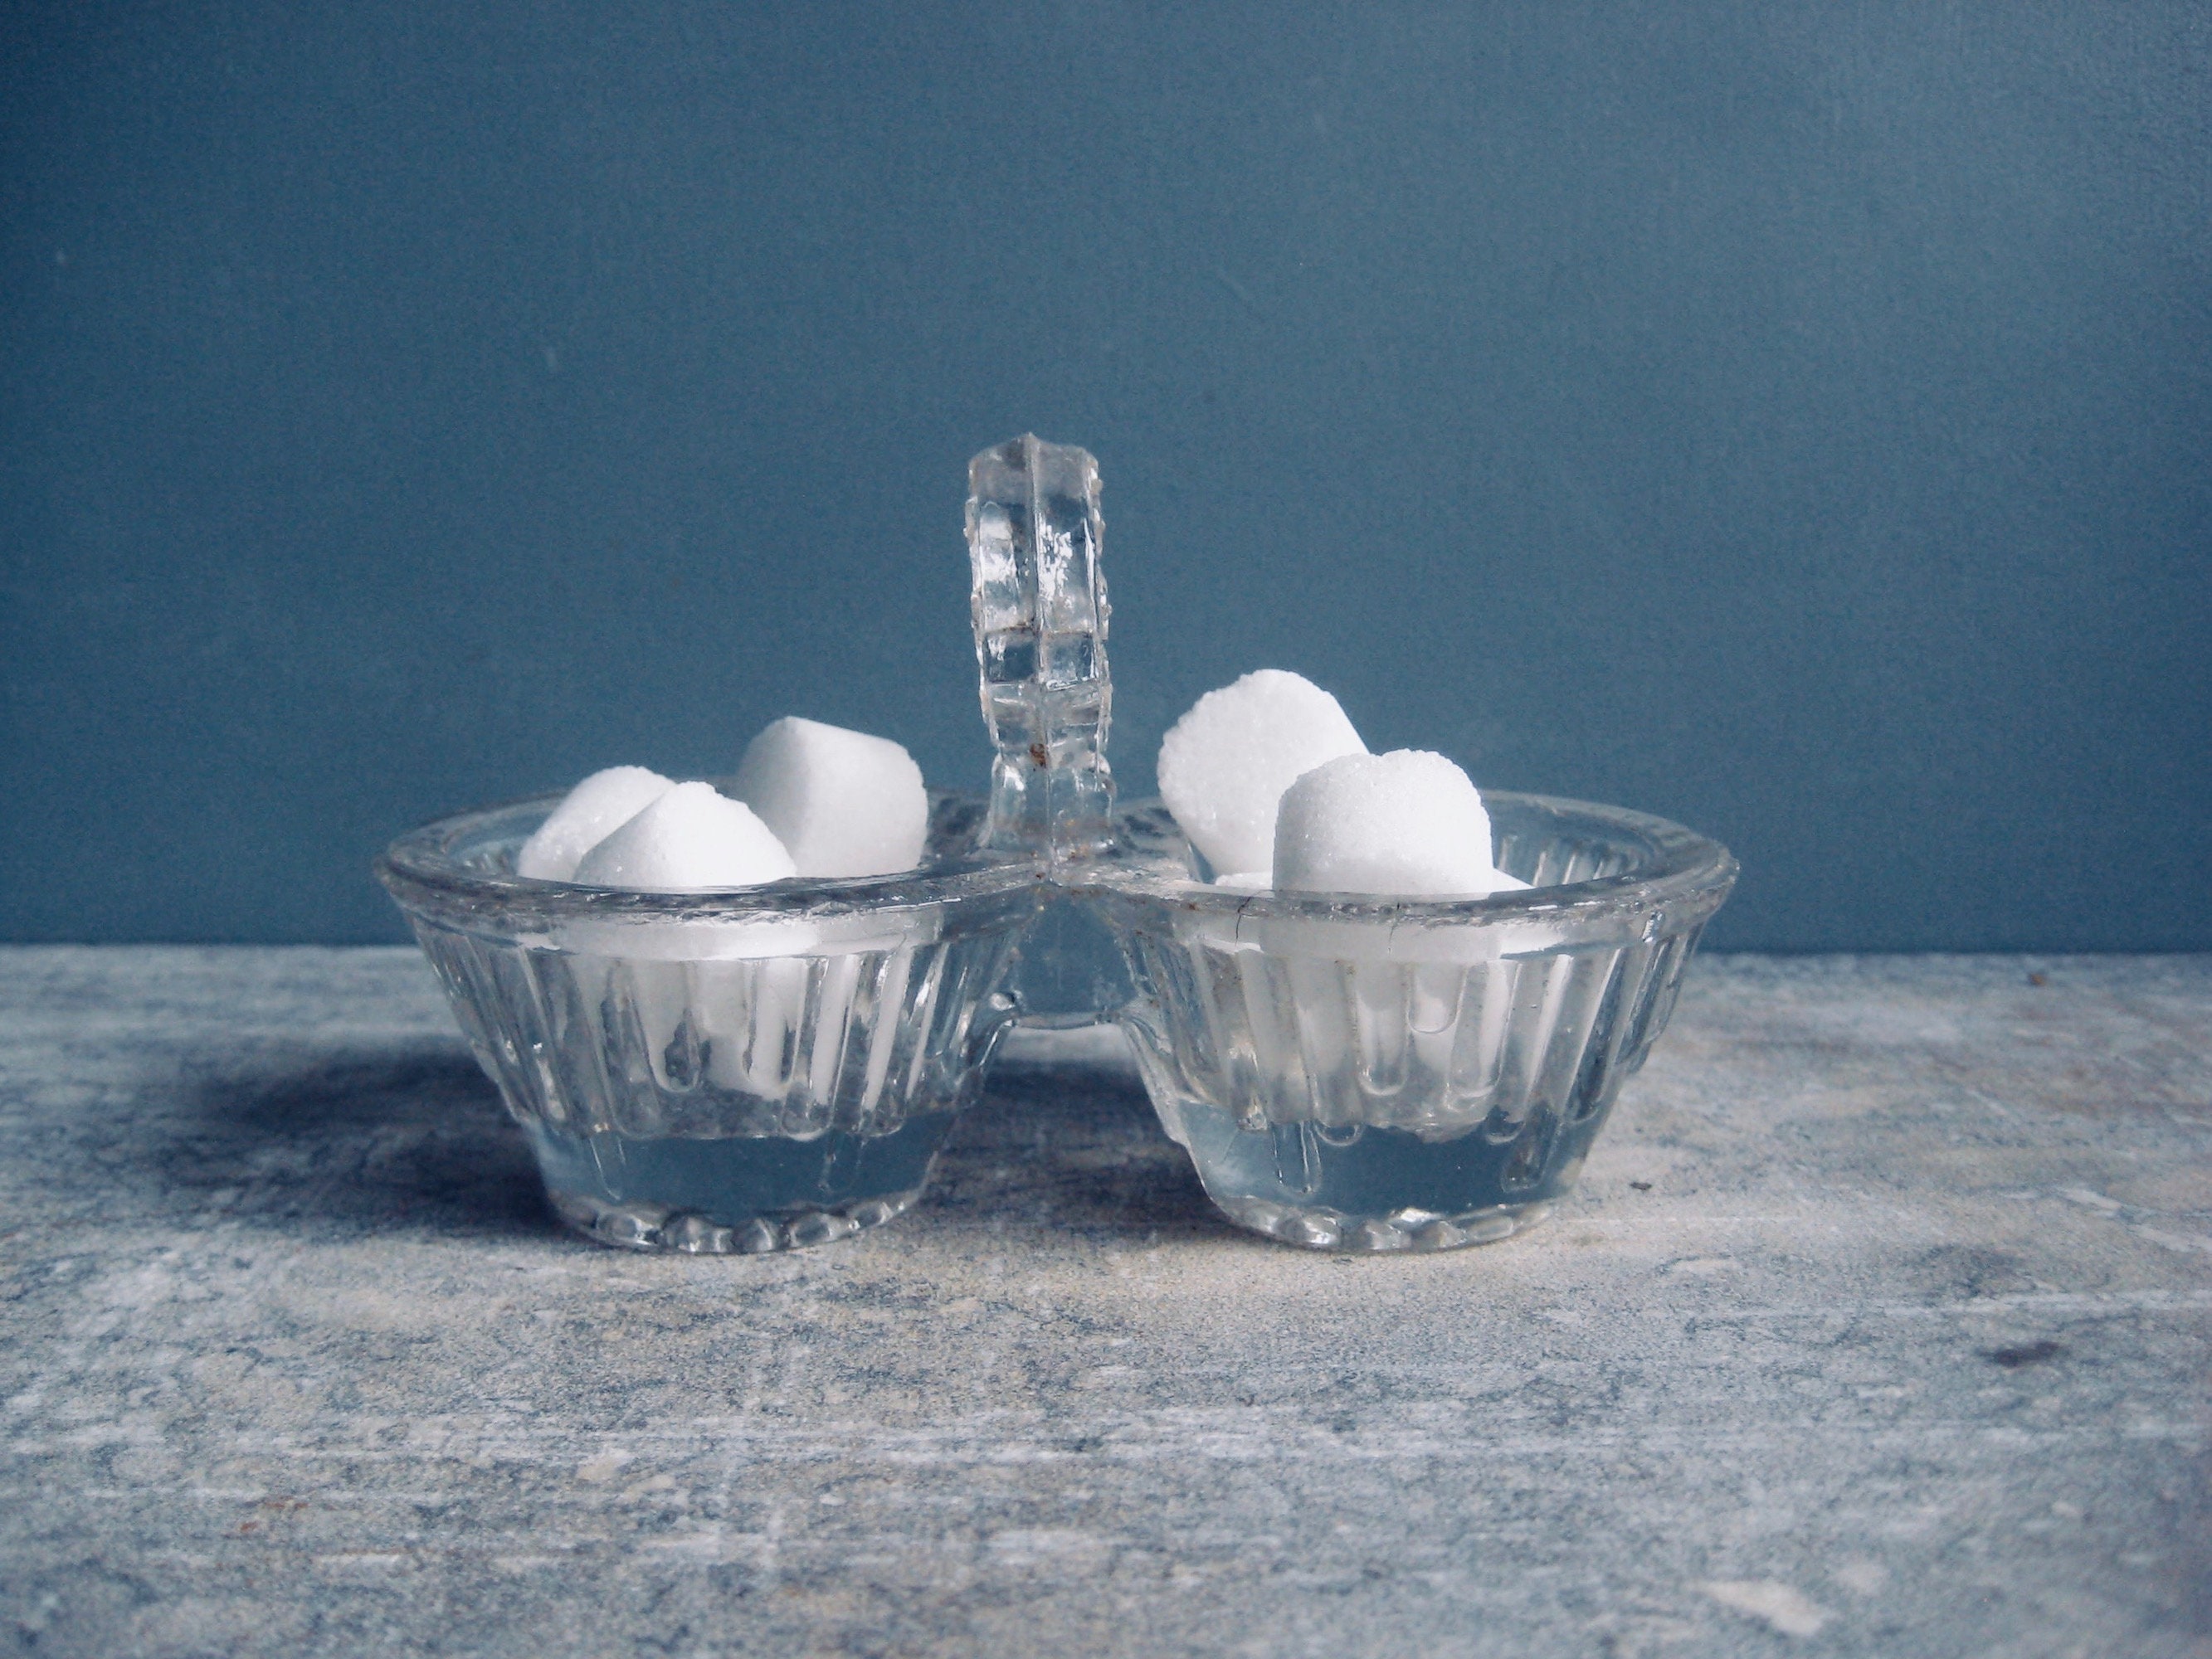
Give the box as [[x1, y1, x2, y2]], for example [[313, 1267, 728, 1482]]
[[571, 781, 797, 891], [1157, 669, 1367, 878], [1273, 750, 1526, 897], [731, 716, 929, 878], [515, 765, 675, 882]]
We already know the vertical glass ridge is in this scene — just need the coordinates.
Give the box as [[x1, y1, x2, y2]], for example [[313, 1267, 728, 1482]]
[[967, 434, 1115, 859]]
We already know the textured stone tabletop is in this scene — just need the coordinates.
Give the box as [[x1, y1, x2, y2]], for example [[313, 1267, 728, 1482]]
[[1, 948, 2207, 1658]]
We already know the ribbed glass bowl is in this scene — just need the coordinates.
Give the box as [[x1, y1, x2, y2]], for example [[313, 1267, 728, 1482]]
[[377, 789, 1037, 1253], [1086, 793, 1737, 1253]]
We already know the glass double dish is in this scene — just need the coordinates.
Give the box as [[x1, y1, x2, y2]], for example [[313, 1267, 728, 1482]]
[[379, 439, 1735, 1253]]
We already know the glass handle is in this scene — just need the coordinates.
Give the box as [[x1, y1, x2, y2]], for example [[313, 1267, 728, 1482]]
[[966, 434, 1116, 862]]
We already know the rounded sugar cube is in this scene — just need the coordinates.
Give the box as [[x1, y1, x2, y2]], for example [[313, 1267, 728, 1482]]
[[515, 765, 675, 882], [1274, 750, 1524, 897], [1157, 669, 1367, 878], [571, 781, 797, 891], [731, 716, 929, 878]]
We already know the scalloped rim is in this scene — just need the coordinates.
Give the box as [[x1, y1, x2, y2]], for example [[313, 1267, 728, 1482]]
[[377, 786, 1735, 937], [1081, 792, 1737, 932], [376, 786, 1041, 929]]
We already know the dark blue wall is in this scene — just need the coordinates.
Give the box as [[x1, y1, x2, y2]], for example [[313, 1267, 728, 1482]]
[[4, 2, 2208, 949]]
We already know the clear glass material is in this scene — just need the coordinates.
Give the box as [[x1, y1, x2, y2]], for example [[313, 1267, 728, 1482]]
[[377, 791, 1036, 1252], [377, 435, 1123, 1253], [967, 435, 1114, 860], [1084, 797, 1737, 1251], [379, 431, 1736, 1255]]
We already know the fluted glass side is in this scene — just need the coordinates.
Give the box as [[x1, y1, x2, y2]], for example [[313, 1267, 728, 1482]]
[[379, 788, 1035, 1252], [1091, 794, 1735, 1252]]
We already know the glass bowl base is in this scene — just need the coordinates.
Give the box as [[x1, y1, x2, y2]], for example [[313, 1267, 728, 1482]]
[[1208, 1189, 1556, 1252], [1162, 1094, 1596, 1252], [528, 1113, 957, 1253], [547, 1185, 924, 1253]]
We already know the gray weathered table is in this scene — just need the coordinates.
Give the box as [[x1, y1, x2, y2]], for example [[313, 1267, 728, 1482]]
[[2, 948, 2206, 1657]]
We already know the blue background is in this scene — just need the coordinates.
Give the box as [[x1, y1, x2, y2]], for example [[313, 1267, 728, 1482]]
[[4, 2, 2208, 950]]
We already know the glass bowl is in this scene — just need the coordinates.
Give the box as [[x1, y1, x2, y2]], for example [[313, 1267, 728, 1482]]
[[377, 788, 1036, 1253], [1086, 793, 1737, 1252]]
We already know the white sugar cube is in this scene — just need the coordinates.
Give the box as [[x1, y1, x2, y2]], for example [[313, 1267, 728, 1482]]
[[731, 716, 929, 878], [515, 765, 675, 882], [1157, 669, 1367, 878], [1274, 750, 1527, 897], [571, 781, 796, 891]]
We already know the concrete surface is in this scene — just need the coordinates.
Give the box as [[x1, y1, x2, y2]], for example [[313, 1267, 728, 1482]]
[[1, 947, 2207, 1658]]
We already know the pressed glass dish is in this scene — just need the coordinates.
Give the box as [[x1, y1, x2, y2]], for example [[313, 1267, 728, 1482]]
[[1087, 794, 1736, 1252], [377, 789, 1035, 1253], [373, 434, 1115, 1254], [378, 434, 1737, 1258]]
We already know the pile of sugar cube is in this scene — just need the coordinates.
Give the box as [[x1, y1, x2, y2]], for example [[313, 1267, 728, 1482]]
[[1157, 669, 1527, 897], [518, 717, 929, 889], [524, 677, 1519, 900]]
